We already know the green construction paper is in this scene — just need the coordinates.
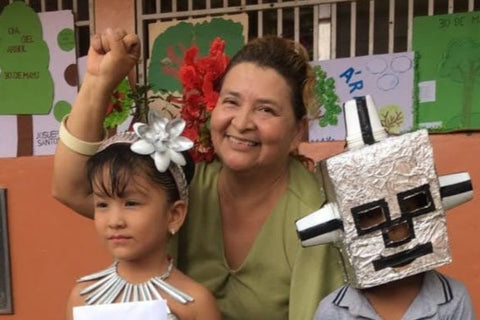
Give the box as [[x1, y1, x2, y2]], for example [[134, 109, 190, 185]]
[[413, 11, 480, 132], [53, 100, 71, 122], [313, 65, 342, 128], [57, 28, 75, 52], [0, 1, 54, 115], [148, 18, 245, 93]]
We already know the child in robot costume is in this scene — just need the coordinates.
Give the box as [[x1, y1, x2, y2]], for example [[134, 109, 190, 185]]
[[296, 96, 476, 320]]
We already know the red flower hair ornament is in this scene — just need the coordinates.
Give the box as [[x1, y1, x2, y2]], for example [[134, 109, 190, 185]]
[[177, 38, 229, 163]]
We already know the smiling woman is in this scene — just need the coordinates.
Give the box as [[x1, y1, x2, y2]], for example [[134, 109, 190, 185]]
[[210, 62, 302, 175], [172, 36, 345, 320]]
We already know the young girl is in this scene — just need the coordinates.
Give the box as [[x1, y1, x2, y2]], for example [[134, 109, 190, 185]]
[[65, 112, 220, 320]]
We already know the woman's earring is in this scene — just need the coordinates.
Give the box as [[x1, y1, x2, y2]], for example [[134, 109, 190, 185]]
[[170, 229, 176, 236]]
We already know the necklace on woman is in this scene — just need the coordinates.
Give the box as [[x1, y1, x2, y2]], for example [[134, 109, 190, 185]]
[[77, 258, 194, 305]]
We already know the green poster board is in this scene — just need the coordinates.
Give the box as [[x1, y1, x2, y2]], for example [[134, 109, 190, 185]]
[[0, 1, 54, 114], [413, 11, 480, 132]]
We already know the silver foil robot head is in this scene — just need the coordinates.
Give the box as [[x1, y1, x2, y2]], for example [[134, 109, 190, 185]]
[[296, 95, 473, 288]]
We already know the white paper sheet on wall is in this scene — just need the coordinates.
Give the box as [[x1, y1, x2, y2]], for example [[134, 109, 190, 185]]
[[418, 80, 437, 103], [0, 116, 17, 158]]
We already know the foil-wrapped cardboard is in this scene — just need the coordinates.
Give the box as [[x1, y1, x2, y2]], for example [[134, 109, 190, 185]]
[[321, 129, 451, 288]]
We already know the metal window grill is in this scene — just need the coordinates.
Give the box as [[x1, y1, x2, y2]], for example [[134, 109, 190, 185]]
[[0, 0, 93, 57], [136, 0, 480, 84]]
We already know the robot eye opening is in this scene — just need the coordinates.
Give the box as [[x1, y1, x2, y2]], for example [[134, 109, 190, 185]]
[[358, 207, 386, 230], [352, 199, 390, 235], [398, 184, 435, 216], [402, 192, 428, 212]]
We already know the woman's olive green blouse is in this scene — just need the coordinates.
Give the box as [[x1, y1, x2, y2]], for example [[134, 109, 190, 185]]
[[174, 159, 345, 320]]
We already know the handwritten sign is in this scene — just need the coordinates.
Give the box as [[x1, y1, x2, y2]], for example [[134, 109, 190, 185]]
[[0, 2, 77, 158], [0, 1, 54, 115], [339, 67, 364, 94]]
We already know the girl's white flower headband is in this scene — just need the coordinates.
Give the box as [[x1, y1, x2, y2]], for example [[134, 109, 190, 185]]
[[98, 110, 194, 202]]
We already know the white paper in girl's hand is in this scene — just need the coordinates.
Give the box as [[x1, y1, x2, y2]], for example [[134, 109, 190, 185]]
[[73, 300, 168, 320]]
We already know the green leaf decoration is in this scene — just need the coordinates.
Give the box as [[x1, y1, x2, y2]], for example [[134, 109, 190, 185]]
[[313, 65, 342, 128]]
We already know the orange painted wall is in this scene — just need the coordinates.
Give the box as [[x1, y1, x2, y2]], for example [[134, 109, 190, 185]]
[[0, 1, 478, 319], [0, 156, 110, 319], [0, 134, 478, 320]]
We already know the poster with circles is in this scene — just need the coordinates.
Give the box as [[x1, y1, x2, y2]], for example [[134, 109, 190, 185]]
[[0, 2, 76, 157], [309, 52, 415, 142]]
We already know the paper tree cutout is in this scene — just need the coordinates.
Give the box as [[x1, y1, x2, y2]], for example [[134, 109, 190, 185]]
[[438, 38, 480, 128], [148, 18, 245, 93], [0, 1, 54, 115]]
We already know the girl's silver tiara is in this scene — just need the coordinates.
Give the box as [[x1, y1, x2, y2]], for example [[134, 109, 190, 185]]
[[97, 111, 193, 203], [98, 131, 138, 152]]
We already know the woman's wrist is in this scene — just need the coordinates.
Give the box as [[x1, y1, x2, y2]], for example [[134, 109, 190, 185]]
[[59, 115, 108, 156], [70, 74, 117, 130], [81, 73, 119, 102]]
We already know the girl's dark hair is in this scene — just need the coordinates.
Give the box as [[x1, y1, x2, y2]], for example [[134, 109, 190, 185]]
[[220, 35, 316, 121], [86, 143, 195, 203]]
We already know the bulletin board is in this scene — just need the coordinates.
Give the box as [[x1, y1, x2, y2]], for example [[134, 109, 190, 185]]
[[0, 2, 77, 158], [413, 11, 480, 132], [309, 52, 415, 142]]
